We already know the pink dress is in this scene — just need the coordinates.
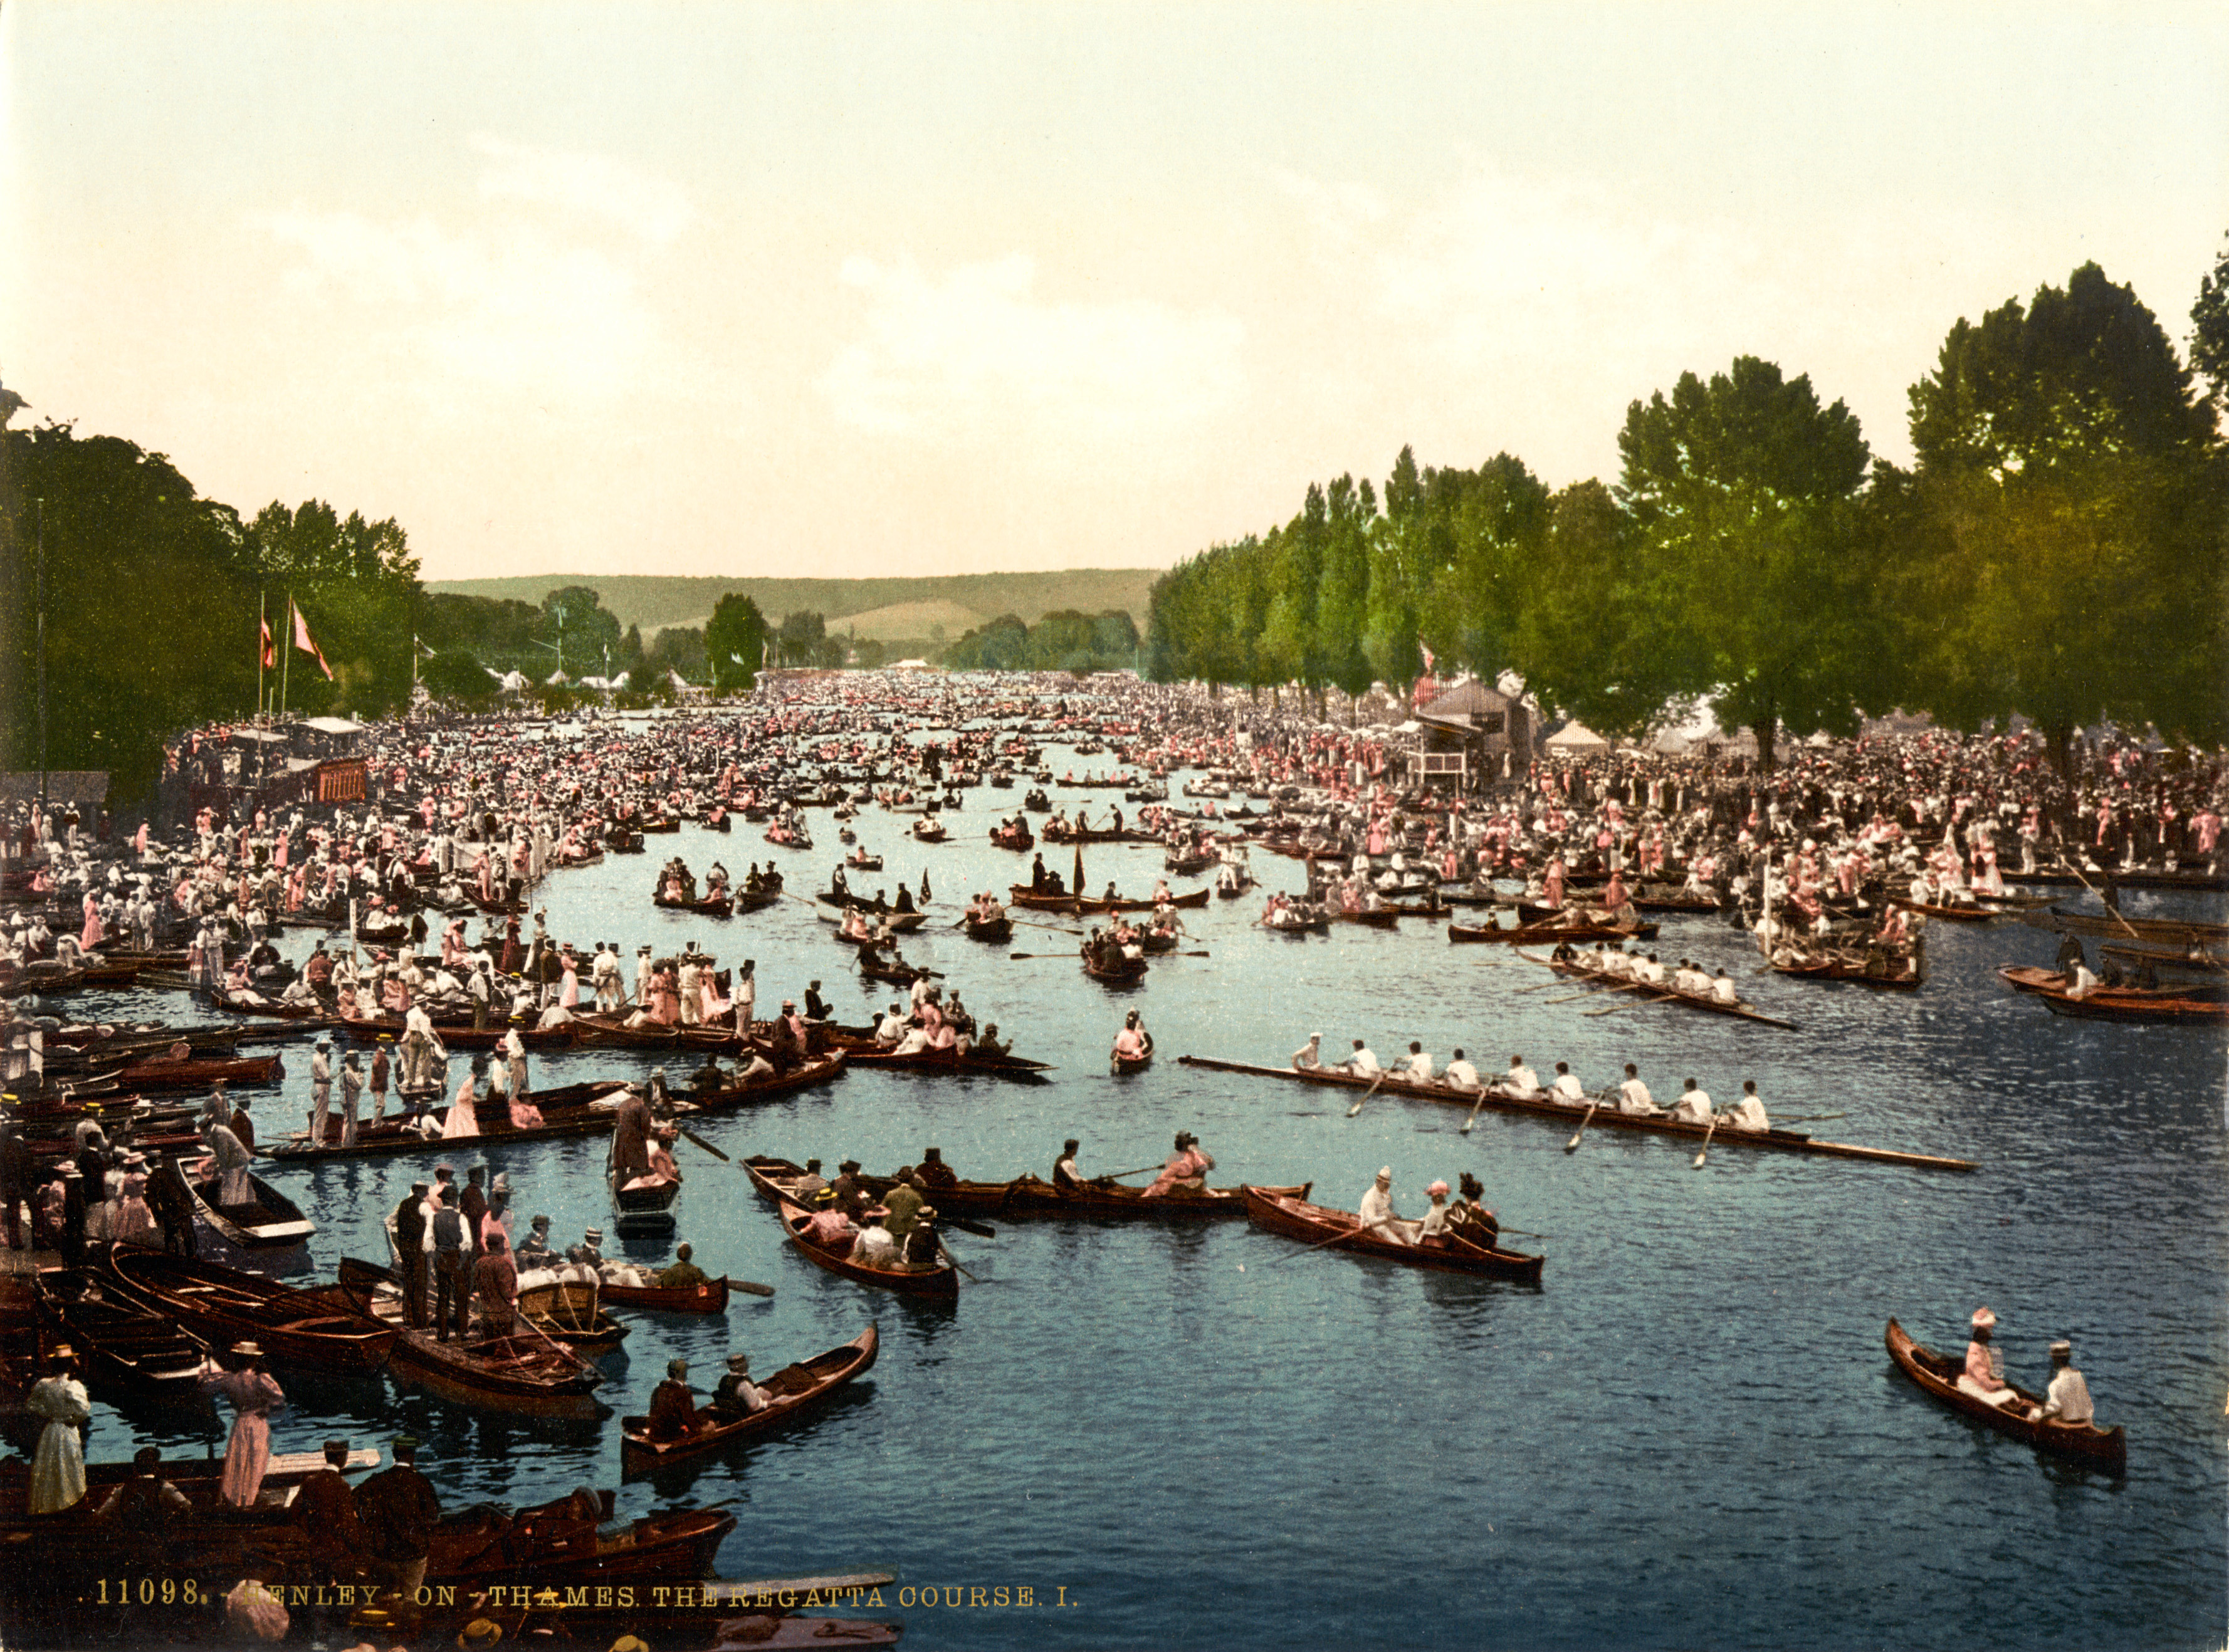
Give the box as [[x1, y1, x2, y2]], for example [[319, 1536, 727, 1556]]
[[443, 1077, 481, 1138], [80, 895, 102, 951], [201, 1369, 285, 1507]]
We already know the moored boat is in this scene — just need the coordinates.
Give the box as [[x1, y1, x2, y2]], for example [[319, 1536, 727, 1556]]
[[105, 1249, 395, 1375], [619, 1325, 878, 1475], [157, 1156, 315, 1250], [1884, 1318, 2124, 1470], [1995, 964, 2229, 1023], [335, 1257, 607, 1418]]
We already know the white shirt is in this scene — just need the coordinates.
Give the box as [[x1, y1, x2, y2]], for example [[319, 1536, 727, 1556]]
[[1442, 1059, 1479, 1090], [1403, 1051, 1434, 1082], [1550, 1071, 1585, 1102], [1346, 1047, 1381, 1076], [852, 1226, 899, 1268], [1711, 975, 1738, 1003], [1505, 1064, 1539, 1094], [1291, 1040, 1323, 1070], [2040, 1366, 2094, 1425], [1356, 1181, 1397, 1235], [1673, 1087, 1712, 1123], [1728, 1094, 1770, 1132], [1617, 1078, 1658, 1115]]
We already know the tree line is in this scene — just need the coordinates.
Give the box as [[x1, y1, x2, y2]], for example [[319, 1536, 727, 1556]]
[[941, 609, 1141, 674], [1144, 258, 2229, 771]]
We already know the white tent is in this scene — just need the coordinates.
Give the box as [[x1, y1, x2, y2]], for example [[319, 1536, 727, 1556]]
[[498, 670, 528, 693], [1544, 720, 1610, 751]]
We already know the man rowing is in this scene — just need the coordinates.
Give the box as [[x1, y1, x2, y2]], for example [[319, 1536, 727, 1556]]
[[1672, 1078, 1712, 1124], [1617, 1063, 1662, 1116], [1440, 1047, 1479, 1091]]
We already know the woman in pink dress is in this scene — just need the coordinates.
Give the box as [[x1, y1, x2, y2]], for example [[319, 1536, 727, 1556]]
[[198, 1343, 286, 1507], [80, 893, 103, 951], [443, 1060, 483, 1139], [648, 965, 681, 1027], [110, 1153, 158, 1247]]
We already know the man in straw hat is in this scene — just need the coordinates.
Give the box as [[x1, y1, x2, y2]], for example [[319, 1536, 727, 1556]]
[[2038, 1340, 2095, 1426], [1356, 1166, 1408, 1244], [709, 1352, 768, 1418], [199, 1339, 287, 1507]]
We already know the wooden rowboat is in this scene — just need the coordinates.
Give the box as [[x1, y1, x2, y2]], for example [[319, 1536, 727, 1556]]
[[963, 912, 1014, 943], [1009, 885, 1210, 913], [513, 1270, 631, 1356], [1995, 964, 2229, 1023], [738, 1163, 960, 1297], [335, 1257, 607, 1418], [609, 1161, 681, 1237], [1178, 1055, 1976, 1174], [1111, 1047, 1155, 1075], [599, 1273, 733, 1314], [262, 1078, 632, 1160], [106, 1248, 395, 1375], [997, 1173, 1312, 1219], [652, 892, 735, 917], [1240, 1185, 1545, 1282], [1884, 1318, 2124, 1470], [831, 1045, 1051, 1084], [619, 1326, 878, 1475], [112, 1052, 283, 1089], [34, 1268, 210, 1403], [1081, 949, 1148, 985], [159, 1156, 316, 1250], [1447, 917, 1658, 945]]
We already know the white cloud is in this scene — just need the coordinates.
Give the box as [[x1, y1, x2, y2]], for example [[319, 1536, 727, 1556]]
[[822, 253, 1244, 440], [472, 135, 694, 245]]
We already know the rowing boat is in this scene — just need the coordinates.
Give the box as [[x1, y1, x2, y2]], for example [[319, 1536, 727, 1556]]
[[1884, 1319, 2124, 1470], [1177, 1056, 1976, 1173], [683, 1051, 851, 1110], [1995, 964, 2229, 1024], [652, 891, 735, 917], [106, 1249, 395, 1375], [2036, 906, 2229, 945], [261, 1078, 632, 1160], [1081, 949, 1149, 985], [1517, 951, 1797, 1030], [335, 1257, 608, 1417], [1448, 917, 1658, 945], [997, 1174, 1313, 1218], [34, 1268, 209, 1403], [157, 1156, 316, 1250], [619, 1326, 878, 1475], [513, 1269, 631, 1356], [1009, 884, 1210, 913], [598, 1273, 732, 1314], [739, 1162, 960, 1297], [834, 1045, 1052, 1084], [1239, 1186, 1545, 1282]]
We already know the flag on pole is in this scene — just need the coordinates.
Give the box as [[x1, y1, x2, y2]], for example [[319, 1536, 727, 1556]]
[[413, 635, 436, 659], [1419, 642, 1435, 673], [260, 615, 276, 669], [291, 602, 334, 679]]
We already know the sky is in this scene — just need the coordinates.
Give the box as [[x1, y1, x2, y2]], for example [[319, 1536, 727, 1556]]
[[4, 2, 2225, 583]]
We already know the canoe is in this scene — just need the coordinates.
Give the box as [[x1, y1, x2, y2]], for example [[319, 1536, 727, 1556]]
[[833, 1045, 1051, 1085], [734, 888, 782, 913], [813, 893, 928, 931], [1519, 951, 1798, 1030], [334, 1257, 607, 1418], [738, 1164, 960, 1298], [111, 1053, 283, 1089], [1239, 1185, 1545, 1282], [1995, 964, 2229, 1023], [1111, 1046, 1155, 1075], [1178, 1055, 1977, 1174], [2035, 906, 2229, 945], [106, 1249, 395, 1375], [34, 1268, 210, 1402], [158, 1156, 315, 1250], [338, 1015, 577, 1050], [599, 1273, 732, 1315], [1767, 953, 1926, 990], [1884, 1318, 2124, 1470], [569, 1011, 681, 1048], [1010, 885, 1210, 913], [999, 1174, 1312, 1219], [619, 1327, 878, 1475], [1447, 918, 1657, 945], [680, 1051, 851, 1111]]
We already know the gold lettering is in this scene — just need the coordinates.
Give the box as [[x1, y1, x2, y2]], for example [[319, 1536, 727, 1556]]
[[651, 1588, 672, 1607], [864, 1589, 884, 1607], [435, 1587, 456, 1607], [617, 1587, 635, 1608], [777, 1591, 795, 1608], [595, 1587, 614, 1607], [995, 1587, 1010, 1606], [1018, 1587, 1034, 1607], [564, 1587, 590, 1608], [802, 1590, 823, 1607]]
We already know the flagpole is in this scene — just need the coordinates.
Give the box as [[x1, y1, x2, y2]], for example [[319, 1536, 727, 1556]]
[[257, 591, 268, 718], [280, 592, 291, 718]]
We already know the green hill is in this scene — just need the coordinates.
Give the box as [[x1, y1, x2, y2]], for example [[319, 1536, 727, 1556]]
[[424, 570, 1164, 637]]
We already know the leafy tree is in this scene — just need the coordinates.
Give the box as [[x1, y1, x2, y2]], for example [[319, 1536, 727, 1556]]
[[643, 625, 706, 683], [2194, 232, 2229, 430], [0, 423, 256, 802], [1617, 355, 1880, 768], [703, 595, 768, 693], [244, 499, 422, 716], [1419, 452, 1551, 683], [1361, 446, 1428, 699], [1899, 262, 2225, 763], [1313, 476, 1377, 700], [537, 585, 623, 679], [851, 637, 888, 670], [419, 647, 498, 705], [1257, 491, 1328, 698]]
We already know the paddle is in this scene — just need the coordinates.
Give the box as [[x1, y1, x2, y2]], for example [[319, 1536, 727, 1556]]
[[1692, 1117, 1719, 1169], [1459, 1089, 1488, 1135], [1513, 981, 1560, 995], [676, 1125, 730, 1163], [725, 1275, 777, 1299], [1564, 1102, 1600, 1153], [1006, 952, 1079, 962], [1262, 1216, 1381, 1264], [2062, 862, 2142, 942], [1345, 1070, 1388, 1117]]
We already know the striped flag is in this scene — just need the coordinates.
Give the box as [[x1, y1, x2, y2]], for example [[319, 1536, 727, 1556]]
[[260, 615, 276, 669]]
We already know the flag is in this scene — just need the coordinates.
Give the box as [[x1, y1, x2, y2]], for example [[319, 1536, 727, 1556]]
[[413, 635, 436, 660], [260, 615, 276, 670], [1419, 642, 1435, 673], [291, 602, 334, 679]]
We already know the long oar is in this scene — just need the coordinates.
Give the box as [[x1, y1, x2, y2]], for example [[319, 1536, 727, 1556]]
[[1346, 1070, 1388, 1117], [2061, 862, 2142, 942], [1513, 981, 1561, 995], [676, 1125, 730, 1162], [1007, 952, 1078, 962], [1692, 1116, 1719, 1169], [1093, 1161, 1167, 1181], [1263, 1218, 1377, 1265], [1564, 1101, 1600, 1153], [1459, 1088, 1489, 1134]]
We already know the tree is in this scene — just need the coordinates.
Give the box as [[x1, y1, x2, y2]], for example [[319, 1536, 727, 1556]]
[[537, 585, 622, 679], [644, 625, 706, 683], [1899, 262, 2225, 763], [420, 647, 498, 705], [1617, 355, 1882, 768], [1419, 452, 1551, 683], [2194, 232, 2229, 430], [1312, 475, 1377, 701], [704, 595, 768, 693], [1361, 447, 1427, 701]]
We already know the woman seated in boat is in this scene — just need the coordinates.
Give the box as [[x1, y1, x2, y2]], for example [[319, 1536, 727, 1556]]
[[506, 1080, 545, 1131], [1958, 1309, 2036, 1413], [1143, 1131, 1213, 1198], [802, 1189, 856, 1254], [1446, 1172, 1499, 1246], [851, 1208, 901, 1269], [1111, 1012, 1151, 1065]]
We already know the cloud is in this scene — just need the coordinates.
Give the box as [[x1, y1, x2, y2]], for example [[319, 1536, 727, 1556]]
[[822, 253, 1244, 439], [472, 135, 695, 245]]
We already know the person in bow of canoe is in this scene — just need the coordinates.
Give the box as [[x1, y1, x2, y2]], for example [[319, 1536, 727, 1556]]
[[1143, 1132, 1214, 1198], [1112, 1012, 1152, 1065], [1291, 1032, 1324, 1071], [1957, 1308, 2035, 1413]]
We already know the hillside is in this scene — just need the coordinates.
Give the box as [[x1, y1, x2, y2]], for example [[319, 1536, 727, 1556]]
[[424, 570, 1164, 637]]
